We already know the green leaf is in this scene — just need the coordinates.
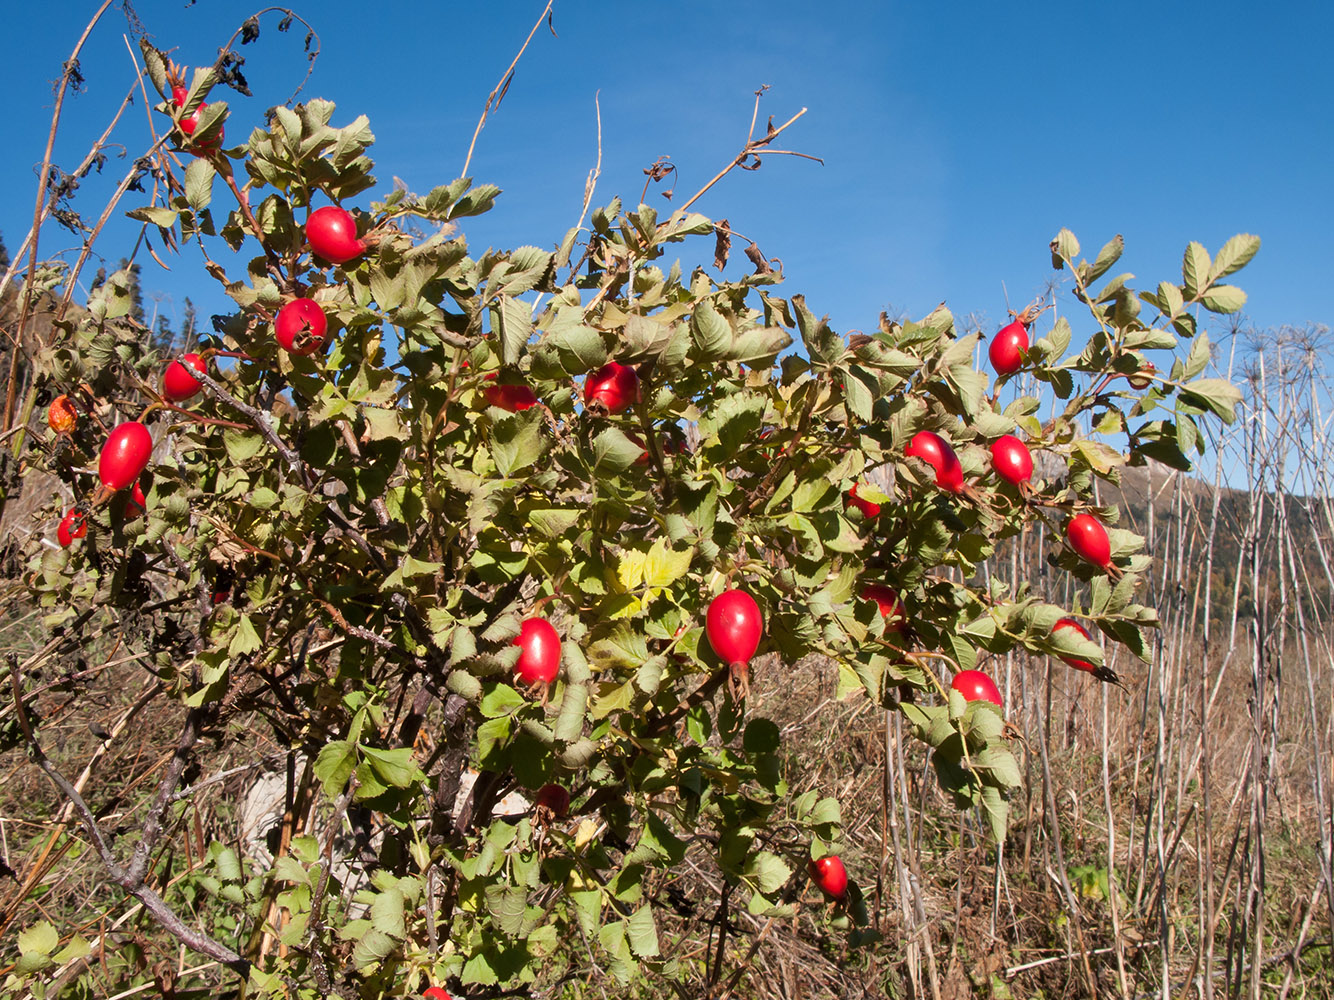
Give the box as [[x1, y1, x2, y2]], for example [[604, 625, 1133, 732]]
[[1199, 284, 1246, 314], [184, 158, 216, 211], [360, 746, 425, 789], [1085, 233, 1124, 284], [691, 299, 733, 358], [17, 922, 59, 958], [1050, 227, 1079, 267], [1181, 241, 1210, 299], [314, 740, 357, 797], [493, 295, 532, 365], [625, 905, 661, 957], [228, 614, 263, 656], [1208, 233, 1260, 282], [745, 851, 792, 895], [1180, 378, 1242, 423], [491, 407, 546, 476], [591, 426, 646, 473]]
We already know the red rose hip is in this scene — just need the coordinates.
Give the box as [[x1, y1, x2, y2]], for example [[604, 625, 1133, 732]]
[[860, 583, 905, 632], [990, 434, 1034, 486], [989, 319, 1029, 376], [162, 353, 207, 401], [1067, 514, 1112, 568], [57, 510, 87, 547], [514, 618, 561, 685], [905, 430, 965, 493], [98, 422, 153, 491], [275, 298, 329, 356], [584, 362, 639, 414], [846, 483, 881, 518], [305, 206, 363, 264], [950, 669, 1002, 706], [810, 855, 848, 899]]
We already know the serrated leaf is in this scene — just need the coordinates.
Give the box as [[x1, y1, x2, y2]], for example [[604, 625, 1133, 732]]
[[1199, 284, 1246, 314], [1208, 233, 1260, 282], [1180, 378, 1242, 423], [1182, 242, 1210, 298], [626, 905, 661, 957]]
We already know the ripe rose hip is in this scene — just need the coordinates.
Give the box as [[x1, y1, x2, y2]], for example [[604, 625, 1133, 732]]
[[1052, 618, 1096, 673], [990, 434, 1034, 487], [1066, 513, 1112, 568], [846, 483, 881, 518], [99, 422, 153, 491], [57, 510, 87, 547], [950, 669, 1002, 706], [48, 395, 78, 434], [275, 298, 329, 356], [514, 618, 561, 685], [305, 206, 363, 264], [423, 989, 453, 1000], [124, 482, 147, 518], [810, 855, 848, 899], [482, 373, 539, 412], [171, 84, 224, 151], [534, 783, 571, 818], [706, 589, 763, 668], [905, 430, 965, 493], [859, 583, 905, 632], [584, 362, 639, 414], [162, 353, 207, 402], [989, 318, 1029, 376]]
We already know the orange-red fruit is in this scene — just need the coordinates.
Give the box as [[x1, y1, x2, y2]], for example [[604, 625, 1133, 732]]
[[171, 85, 224, 150], [275, 298, 329, 356], [905, 430, 965, 493], [989, 319, 1029, 376], [305, 206, 363, 264], [423, 989, 452, 1000], [584, 361, 639, 413], [1053, 618, 1097, 673], [99, 422, 153, 491], [1067, 513, 1112, 568], [810, 855, 848, 899], [514, 618, 561, 685], [705, 589, 763, 667], [57, 510, 87, 547], [860, 583, 905, 632], [48, 395, 78, 434], [990, 434, 1034, 486], [846, 483, 880, 518], [535, 783, 571, 817], [162, 353, 207, 401], [482, 373, 539, 412], [951, 669, 1002, 706]]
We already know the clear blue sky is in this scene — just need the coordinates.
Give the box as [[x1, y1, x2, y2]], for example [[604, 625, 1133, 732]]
[[3, 0, 1330, 344]]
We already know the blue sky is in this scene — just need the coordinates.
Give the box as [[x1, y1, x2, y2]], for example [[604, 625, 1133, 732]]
[[4, 0, 1330, 347]]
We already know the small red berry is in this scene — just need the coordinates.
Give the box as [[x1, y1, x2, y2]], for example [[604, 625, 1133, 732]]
[[859, 583, 905, 632], [584, 362, 639, 414], [1052, 618, 1096, 673], [989, 319, 1029, 376], [124, 482, 147, 518], [99, 422, 153, 491], [57, 510, 87, 547], [905, 431, 965, 493], [950, 669, 1002, 706], [171, 84, 224, 151], [162, 353, 207, 402], [810, 855, 848, 899], [705, 590, 763, 668], [1067, 514, 1113, 568], [1128, 362, 1156, 390], [306, 206, 363, 264], [423, 989, 453, 1000], [990, 434, 1034, 487], [534, 783, 571, 818], [275, 298, 329, 356], [482, 373, 539, 412], [846, 483, 881, 518], [514, 618, 561, 685]]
